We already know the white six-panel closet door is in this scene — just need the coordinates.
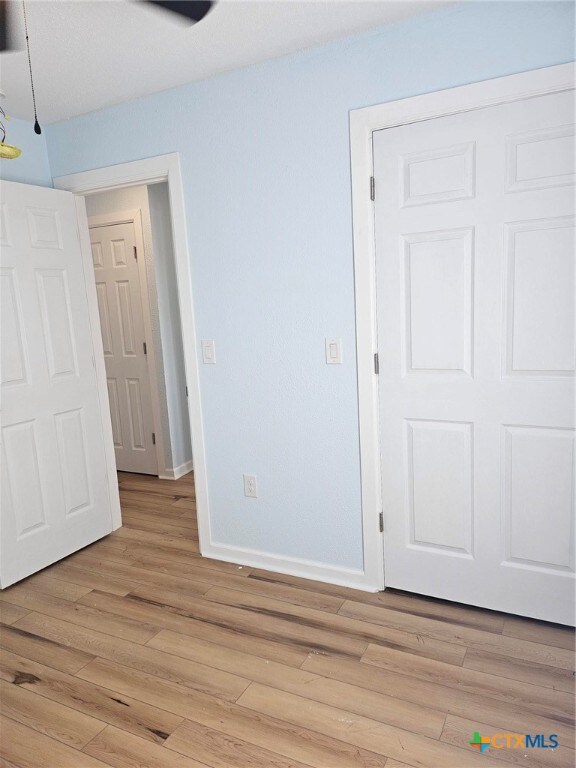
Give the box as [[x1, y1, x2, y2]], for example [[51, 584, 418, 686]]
[[374, 89, 575, 625]]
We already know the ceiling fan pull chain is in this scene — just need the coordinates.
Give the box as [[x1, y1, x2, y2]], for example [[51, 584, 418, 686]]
[[0, 107, 7, 143], [22, 0, 41, 134]]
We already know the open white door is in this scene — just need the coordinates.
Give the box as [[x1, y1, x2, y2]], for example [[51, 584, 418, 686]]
[[0, 181, 120, 587], [374, 88, 575, 625]]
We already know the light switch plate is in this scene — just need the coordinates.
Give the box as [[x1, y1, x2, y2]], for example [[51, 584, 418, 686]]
[[325, 337, 342, 364], [202, 339, 216, 364]]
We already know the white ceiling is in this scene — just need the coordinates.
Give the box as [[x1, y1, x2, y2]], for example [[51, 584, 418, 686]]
[[0, 0, 451, 124]]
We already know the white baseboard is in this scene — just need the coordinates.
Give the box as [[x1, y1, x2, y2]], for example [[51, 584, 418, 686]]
[[159, 459, 194, 480], [201, 540, 379, 593]]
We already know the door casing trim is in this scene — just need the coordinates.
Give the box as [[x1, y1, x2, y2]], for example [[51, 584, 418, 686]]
[[349, 62, 575, 591], [56, 154, 210, 554]]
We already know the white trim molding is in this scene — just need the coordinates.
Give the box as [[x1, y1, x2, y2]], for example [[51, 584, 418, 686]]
[[349, 63, 575, 593], [204, 540, 368, 591], [55, 154, 210, 555], [160, 460, 194, 481]]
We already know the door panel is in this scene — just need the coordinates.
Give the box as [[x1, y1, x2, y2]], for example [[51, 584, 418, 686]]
[[89, 221, 157, 474], [2, 420, 47, 537], [0, 181, 116, 586], [55, 407, 92, 516], [505, 218, 575, 375], [503, 425, 574, 570], [1, 269, 29, 387], [374, 89, 575, 625], [36, 268, 78, 378], [403, 228, 473, 374], [407, 419, 474, 555]]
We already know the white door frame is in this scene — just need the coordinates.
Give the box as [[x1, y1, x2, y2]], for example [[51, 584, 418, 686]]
[[350, 62, 575, 592], [54, 154, 209, 553], [88, 208, 165, 477]]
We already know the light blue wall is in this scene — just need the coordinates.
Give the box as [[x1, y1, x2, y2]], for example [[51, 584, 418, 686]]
[[46, 2, 575, 570], [0, 117, 52, 187]]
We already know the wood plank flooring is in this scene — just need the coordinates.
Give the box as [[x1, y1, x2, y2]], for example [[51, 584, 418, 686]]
[[1, 471, 574, 768]]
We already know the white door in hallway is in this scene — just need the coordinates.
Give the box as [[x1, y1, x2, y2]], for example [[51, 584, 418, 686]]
[[374, 89, 575, 625], [0, 181, 118, 586], [89, 220, 157, 475]]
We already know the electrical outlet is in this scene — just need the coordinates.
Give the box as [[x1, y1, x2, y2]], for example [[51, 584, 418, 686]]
[[243, 474, 258, 498]]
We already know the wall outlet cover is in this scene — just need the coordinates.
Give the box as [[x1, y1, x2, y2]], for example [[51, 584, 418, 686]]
[[243, 474, 258, 498]]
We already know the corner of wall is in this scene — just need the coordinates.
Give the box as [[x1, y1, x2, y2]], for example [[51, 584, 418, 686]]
[[0, 116, 53, 187]]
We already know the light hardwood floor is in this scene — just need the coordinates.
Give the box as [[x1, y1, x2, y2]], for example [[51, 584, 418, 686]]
[[0, 471, 574, 768]]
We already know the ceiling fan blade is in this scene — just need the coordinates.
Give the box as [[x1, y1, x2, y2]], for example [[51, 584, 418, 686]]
[[146, 1, 214, 24]]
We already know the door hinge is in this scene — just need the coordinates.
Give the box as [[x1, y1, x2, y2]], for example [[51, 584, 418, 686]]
[[133, 246, 138, 260], [374, 352, 379, 374], [379, 511, 384, 533], [370, 176, 375, 201], [185, 386, 189, 397], [152, 432, 156, 445], [143, 342, 147, 355]]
